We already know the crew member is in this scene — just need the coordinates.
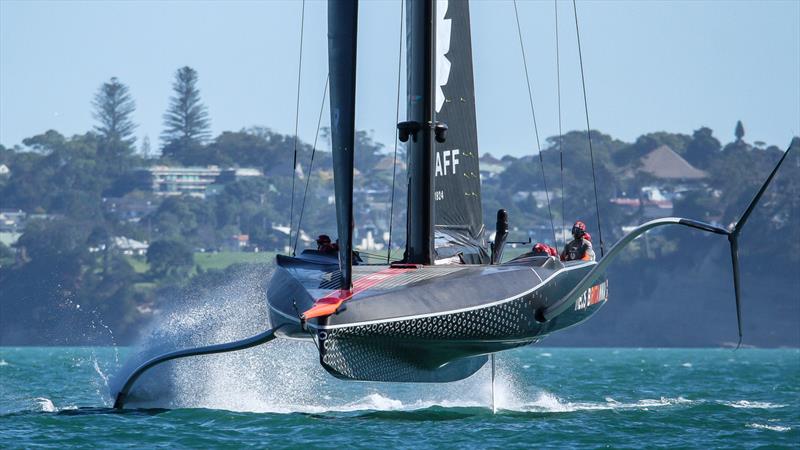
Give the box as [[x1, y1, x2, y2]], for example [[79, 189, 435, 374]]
[[561, 221, 595, 261], [316, 234, 338, 254], [532, 243, 558, 258]]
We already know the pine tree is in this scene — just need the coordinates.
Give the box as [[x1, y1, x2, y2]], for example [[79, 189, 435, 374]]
[[735, 120, 745, 142], [92, 77, 137, 150], [161, 66, 211, 150]]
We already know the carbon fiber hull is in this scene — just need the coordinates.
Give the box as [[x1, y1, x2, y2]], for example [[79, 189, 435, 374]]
[[266, 252, 608, 382]]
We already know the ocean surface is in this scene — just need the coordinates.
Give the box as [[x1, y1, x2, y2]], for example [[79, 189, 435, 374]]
[[1, 346, 798, 448]]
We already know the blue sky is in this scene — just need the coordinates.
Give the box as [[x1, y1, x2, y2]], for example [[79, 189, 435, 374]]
[[1, 0, 798, 157]]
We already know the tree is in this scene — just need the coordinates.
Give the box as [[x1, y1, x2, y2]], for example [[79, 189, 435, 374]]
[[161, 66, 211, 156], [2, 131, 119, 217], [735, 120, 745, 142], [684, 127, 721, 169], [15, 218, 89, 263], [22, 129, 66, 154], [146, 239, 194, 279], [92, 77, 137, 151]]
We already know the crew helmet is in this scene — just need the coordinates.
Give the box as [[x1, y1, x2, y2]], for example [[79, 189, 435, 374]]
[[571, 221, 587, 238]]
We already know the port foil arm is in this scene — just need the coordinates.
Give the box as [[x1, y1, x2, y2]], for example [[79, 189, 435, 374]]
[[112, 325, 283, 409]]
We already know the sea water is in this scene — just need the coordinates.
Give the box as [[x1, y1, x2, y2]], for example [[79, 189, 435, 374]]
[[1, 346, 798, 448]]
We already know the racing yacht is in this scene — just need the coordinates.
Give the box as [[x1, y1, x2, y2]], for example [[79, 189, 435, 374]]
[[112, 0, 794, 408]]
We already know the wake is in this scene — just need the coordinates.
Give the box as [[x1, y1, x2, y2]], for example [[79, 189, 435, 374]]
[[106, 264, 788, 416]]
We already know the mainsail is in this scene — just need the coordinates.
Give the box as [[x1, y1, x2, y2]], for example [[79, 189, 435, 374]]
[[432, 0, 487, 263]]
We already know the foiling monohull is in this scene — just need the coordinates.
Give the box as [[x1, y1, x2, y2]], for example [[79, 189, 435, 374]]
[[112, 0, 795, 409]]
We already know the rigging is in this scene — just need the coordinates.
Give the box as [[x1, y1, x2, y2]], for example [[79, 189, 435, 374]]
[[387, 0, 404, 263], [288, 0, 306, 252], [293, 76, 330, 255], [572, 0, 605, 257], [554, 0, 566, 248], [513, 0, 558, 249]]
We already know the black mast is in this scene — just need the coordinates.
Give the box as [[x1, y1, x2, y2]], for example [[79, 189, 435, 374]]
[[402, 0, 436, 265], [328, 0, 358, 289]]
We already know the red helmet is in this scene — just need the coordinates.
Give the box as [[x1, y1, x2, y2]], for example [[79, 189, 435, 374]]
[[533, 243, 558, 257]]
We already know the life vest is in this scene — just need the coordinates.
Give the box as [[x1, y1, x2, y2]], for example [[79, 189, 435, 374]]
[[561, 238, 595, 261], [319, 242, 339, 254]]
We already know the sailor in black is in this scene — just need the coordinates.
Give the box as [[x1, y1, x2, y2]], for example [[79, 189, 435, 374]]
[[316, 234, 338, 254], [561, 221, 596, 261]]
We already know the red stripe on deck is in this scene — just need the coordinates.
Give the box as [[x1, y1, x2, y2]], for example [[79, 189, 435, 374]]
[[301, 267, 416, 320]]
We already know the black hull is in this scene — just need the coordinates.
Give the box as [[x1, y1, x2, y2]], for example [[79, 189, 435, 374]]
[[266, 252, 608, 382]]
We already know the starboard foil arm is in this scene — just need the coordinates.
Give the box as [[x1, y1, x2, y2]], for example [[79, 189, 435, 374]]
[[538, 143, 796, 348], [536, 217, 727, 323], [112, 325, 284, 409]]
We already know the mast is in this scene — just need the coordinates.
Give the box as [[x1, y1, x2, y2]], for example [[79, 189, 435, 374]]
[[328, 0, 358, 289], [402, 0, 436, 265]]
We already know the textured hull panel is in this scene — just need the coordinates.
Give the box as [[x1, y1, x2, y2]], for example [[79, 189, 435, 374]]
[[317, 277, 607, 382], [318, 291, 600, 382], [320, 336, 491, 382]]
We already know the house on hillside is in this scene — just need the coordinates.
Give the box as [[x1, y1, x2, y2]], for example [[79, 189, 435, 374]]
[[357, 229, 384, 251], [134, 165, 266, 198], [103, 196, 158, 223], [217, 168, 264, 183], [222, 234, 250, 252], [87, 236, 149, 256], [135, 166, 222, 198], [636, 145, 708, 184], [613, 145, 708, 222], [373, 155, 407, 172], [272, 224, 313, 253], [0, 208, 25, 247], [479, 153, 509, 181], [0, 209, 25, 232], [635, 145, 709, 199], [112, 236, 149, 256], [611, 186, 674, 219], [512, 190, 558, 209]]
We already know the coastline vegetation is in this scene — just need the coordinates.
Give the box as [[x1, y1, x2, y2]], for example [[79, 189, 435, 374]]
[[0, 71, 797, 345]]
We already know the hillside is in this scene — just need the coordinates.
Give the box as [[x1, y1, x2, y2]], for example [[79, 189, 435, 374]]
[[0, 125, 797, 346]]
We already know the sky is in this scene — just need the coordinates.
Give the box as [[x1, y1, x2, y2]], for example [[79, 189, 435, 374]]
[[1, 0, 798, 158]]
